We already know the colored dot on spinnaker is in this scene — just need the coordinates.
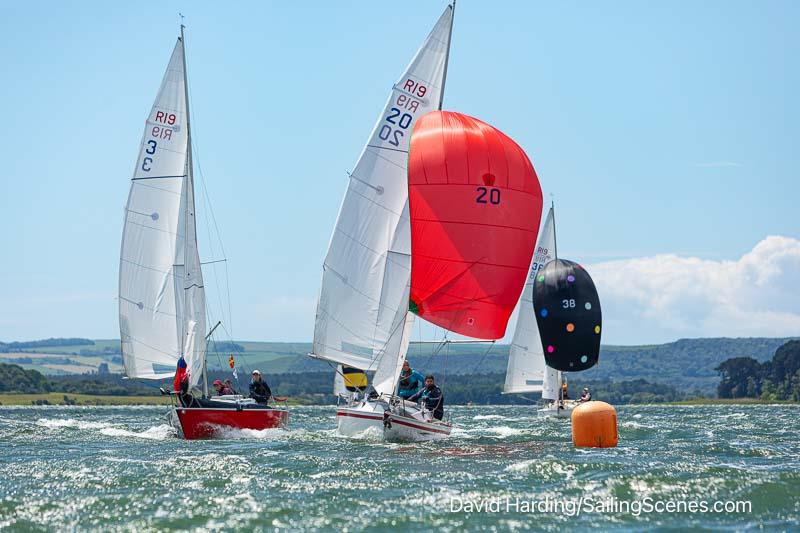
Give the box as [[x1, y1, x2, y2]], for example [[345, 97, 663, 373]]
[[567, 275, 575, 282], [540, 308, 548, 318], [566, 323, 575, 332], [585, 302, 592, 310], [547, 345, 554, 353], [594, 325, 601, 334], [580, 355, 588, 363]]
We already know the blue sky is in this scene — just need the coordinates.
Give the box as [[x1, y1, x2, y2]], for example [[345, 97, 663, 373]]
[[1, 1, 797, 345]]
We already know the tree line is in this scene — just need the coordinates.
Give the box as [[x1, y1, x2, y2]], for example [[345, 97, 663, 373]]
[[0, 363, 689, 404], [0, 338, 94, 352], [716, 340, 800, 400]]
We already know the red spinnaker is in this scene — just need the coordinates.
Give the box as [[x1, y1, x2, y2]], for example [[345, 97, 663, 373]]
[[408, 111, 543, 339]]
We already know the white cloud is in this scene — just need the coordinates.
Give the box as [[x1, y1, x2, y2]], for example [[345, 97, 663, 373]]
[[588, 236, 800, 344]]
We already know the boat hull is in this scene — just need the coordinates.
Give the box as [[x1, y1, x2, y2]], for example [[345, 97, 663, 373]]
[[336, 401, 387, 437], [336, 399, 451, 442], [537, 400, 580, 419], [383, 412, 451, 442], [170, 407, 288, 439]]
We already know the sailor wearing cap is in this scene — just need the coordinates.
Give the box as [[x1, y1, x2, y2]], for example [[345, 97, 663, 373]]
[[249, 369, 272, 405]]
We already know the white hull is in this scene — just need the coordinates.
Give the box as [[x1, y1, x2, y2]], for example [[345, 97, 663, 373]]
[[538, 400, 580, 419], [383, 410, 451, 442], [336, 398, 451, 442], [336, 399, 388, 437]]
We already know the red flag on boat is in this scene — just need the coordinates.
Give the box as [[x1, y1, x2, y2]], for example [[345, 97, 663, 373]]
[[407, 110, 543, 339], [173, 356, 188, 392]]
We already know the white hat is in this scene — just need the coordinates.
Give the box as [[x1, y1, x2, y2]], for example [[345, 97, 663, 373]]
[[252, 369, 261, 375]]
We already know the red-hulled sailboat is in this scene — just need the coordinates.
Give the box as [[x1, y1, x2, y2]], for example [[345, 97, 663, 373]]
[[118, 26, 287, 439]]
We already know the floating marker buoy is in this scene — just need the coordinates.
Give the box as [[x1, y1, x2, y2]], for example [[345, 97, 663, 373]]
[[571, 401, 618, 448]]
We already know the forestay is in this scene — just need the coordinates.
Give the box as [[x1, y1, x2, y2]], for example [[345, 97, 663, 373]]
[[119, 37, 206, 386], [504, 207, 558, 394], [312, 6, 454, 384]]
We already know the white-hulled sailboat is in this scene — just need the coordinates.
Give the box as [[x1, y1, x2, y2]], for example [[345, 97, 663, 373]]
[[118, 27, 287, 439], [310, 5, 456, 442], [503, 205, 577, 418]]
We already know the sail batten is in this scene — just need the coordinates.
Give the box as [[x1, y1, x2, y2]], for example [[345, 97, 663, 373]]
[[312, 6, 454, 381]]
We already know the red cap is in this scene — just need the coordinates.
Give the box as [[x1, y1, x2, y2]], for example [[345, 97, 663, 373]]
[[213, 379, 223, 386]]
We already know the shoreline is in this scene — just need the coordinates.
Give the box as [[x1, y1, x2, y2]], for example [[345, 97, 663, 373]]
[[1, 393, 797, 407]]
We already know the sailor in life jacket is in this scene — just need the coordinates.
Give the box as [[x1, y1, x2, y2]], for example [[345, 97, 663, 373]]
[[580, 387, 592, 402], [408, 374, 444, 420], [397, 361, 425, 399], [249, 370, 272, 405]]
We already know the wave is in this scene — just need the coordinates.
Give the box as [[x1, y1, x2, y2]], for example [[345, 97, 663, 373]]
[[36, 418, 111, 430], [35, 418, 175, 440], [505, 459, 538, 472], [484, 426, 526, 438], [99, 424, 175, 441], [472, 415, 505, 420]]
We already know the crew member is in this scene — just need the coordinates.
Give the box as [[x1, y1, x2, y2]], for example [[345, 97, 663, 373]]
[[580, 387, 592, 402], [408, 374, 444, 420], [249, 370, 272, 405], [397, 361, 425, 399], [213, 379, 233, 396]]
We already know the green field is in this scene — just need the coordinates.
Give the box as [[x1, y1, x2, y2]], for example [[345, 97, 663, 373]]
[[0, 393, 170, 406]]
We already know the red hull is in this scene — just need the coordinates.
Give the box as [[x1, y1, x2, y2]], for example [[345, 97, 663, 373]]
[[173, 408, 288, 439]]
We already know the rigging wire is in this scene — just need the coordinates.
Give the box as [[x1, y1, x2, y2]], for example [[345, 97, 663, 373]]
[[182, 27, 253, 388]]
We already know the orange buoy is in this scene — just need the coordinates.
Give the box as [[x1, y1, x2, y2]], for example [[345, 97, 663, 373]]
[[571, 401, 618, 448]]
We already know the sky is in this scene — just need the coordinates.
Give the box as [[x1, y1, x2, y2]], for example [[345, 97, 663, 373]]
[[0, 0, 798, 345]]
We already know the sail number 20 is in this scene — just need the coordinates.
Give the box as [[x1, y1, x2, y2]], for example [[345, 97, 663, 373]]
[[379, 107, 413, 147], [378, 79, 427, 148], [476, 187, 501, 205]]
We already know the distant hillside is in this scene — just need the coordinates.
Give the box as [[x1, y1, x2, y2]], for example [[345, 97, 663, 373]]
[[1, 336, 795, 396]]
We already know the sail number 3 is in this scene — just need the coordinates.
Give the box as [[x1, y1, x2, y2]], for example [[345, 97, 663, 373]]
[[141, 110, 177, 172]]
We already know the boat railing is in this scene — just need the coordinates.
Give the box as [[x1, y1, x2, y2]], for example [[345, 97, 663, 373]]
[[273, 397, 289, 410]]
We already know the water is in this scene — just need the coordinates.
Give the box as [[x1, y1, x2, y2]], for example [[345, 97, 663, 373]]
[[1, 404, 798, 531]]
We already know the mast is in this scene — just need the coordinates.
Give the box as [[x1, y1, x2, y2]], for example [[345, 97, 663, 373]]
[[549, 200, 562, 391], [438, 1, 456, 110], [551, 199, 558, 261], [179, 23, 208, 399]]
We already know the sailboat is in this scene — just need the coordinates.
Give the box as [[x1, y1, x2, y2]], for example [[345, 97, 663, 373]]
[[532, 231, 603, 418], [502, 206, 575, 418], [399, 109, 543, 434], [118, 27, 287, 439], [310, 5, 455, 442]]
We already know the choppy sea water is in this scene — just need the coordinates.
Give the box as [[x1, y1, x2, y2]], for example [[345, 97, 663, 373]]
[[0, 404, 798, 531]]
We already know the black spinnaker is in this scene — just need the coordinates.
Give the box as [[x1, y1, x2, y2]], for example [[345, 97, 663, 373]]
[[533, 259, 602, 372]]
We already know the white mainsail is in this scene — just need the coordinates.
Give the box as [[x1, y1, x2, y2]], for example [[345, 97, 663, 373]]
[[119, 35, 206, 387], [503, 207, 557, 394], [311, 6, 454, 396], [542, 367, 561, 401]]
